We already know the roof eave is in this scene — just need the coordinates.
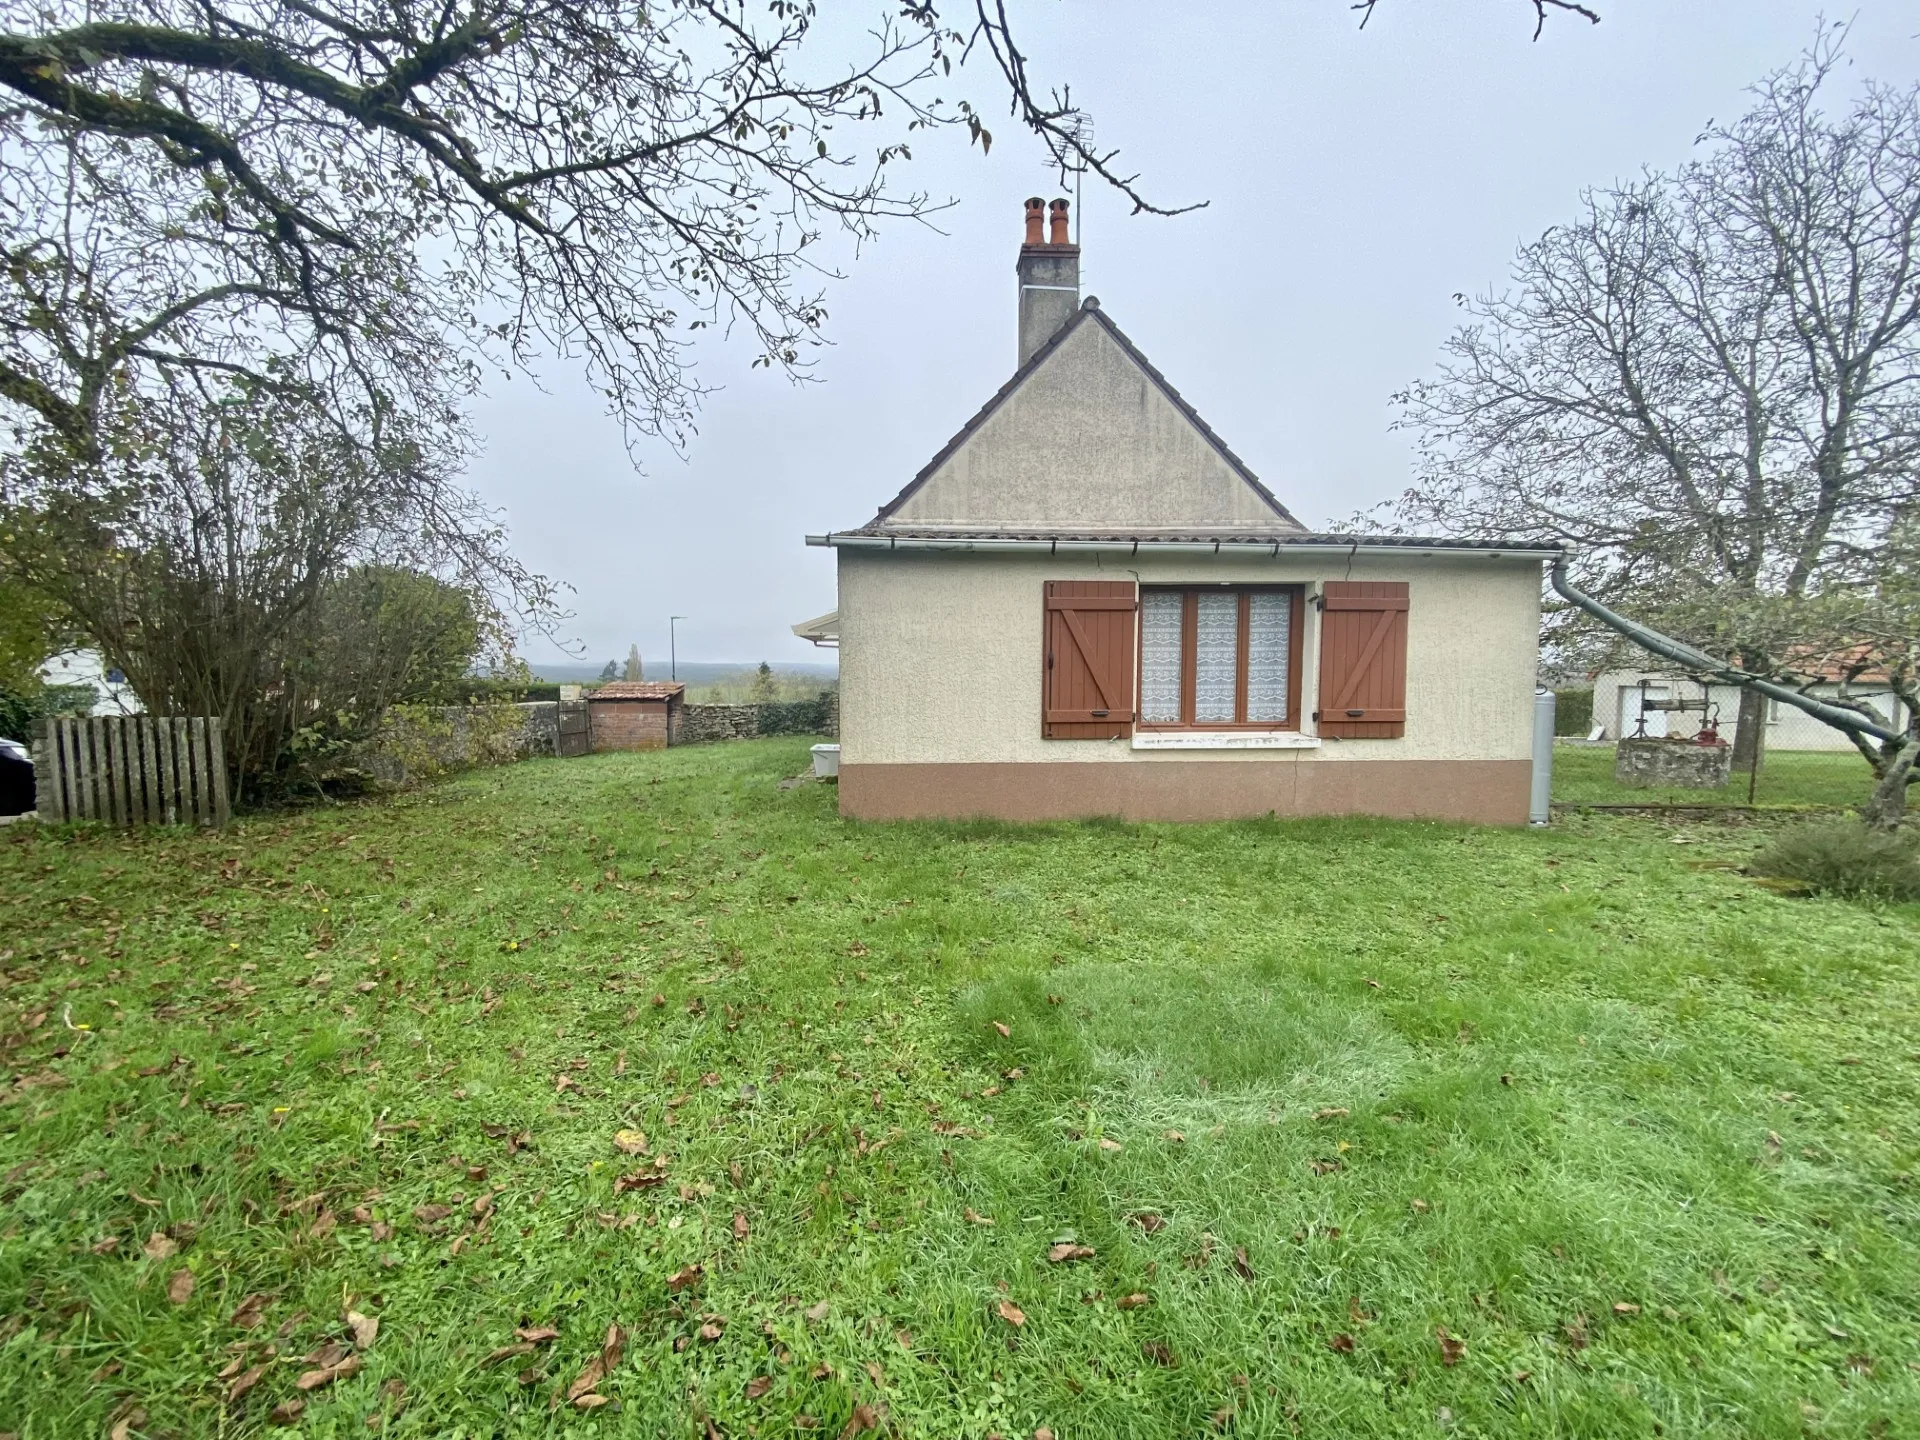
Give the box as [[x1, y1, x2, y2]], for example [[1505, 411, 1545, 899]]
[[805, 532, 1565, 560]]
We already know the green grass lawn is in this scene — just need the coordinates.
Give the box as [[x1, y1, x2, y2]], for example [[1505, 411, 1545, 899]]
[[3, 740, 1917, 1438], [1553, 744, 1871, 810]]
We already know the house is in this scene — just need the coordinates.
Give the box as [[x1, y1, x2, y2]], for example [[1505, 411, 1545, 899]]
[[586, 681, 685, 751], [41, 650, 143, 716], [1593, 667, 1909, 752], [805, 198, 1560, 824]]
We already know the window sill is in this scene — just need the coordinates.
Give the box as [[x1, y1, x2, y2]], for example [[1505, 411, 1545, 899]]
[[1131, 731, 1321, 751]]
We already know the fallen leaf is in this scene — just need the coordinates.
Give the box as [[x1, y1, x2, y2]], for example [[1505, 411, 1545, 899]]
[[482, 1342, 536, 1368], [803, 1300, 830, 1323], [698, 1318, 726, 1342], [991, 1021, 1010, 1038], [840, 1402, 879, 1437], [1162, 1129, 1186, 1143], [1512, 1369, 1533, 1384], [1036, 1429, 1056, 1440], [91, 1234, 122, 1254], [666, 1263, 704, 1292], [371, 1220, 394, 1241], [1115, 1293, 1151, 1310], [613, 1129, 649, 1156], [1209, 1408, 1234, 1432], [964, 1207, 994, 1226], [143, 1231, 178, 1261], [1128, 1212, 1166, 1234], [1098, 1138, 1122, 1153], [109, 1408, 146, 1440], [1613, 1301, 1641, 1316], [1410, 1198, 1430, 1214], [167, 1268, 195, 1304], [733, 1212, 749, 1241], [346, 1309, 379, 1349], [412, 1204, 451, 1225], [230, 1292, 272, 1329], [227, 1362, 269, 1404], [1328, 1333, 1356, 1353], [270, 1399, 304, 1426], [1230, 1247, 1255, 1281], [1047, 1243, 1094, 1264], [1141, 1339, 1178, 1367], [614, 1170, 665, 1194], [573, 1394, 610, 1410], [1312, 1108, 1349, 1121], [565, 1323, 626, 1403], [295, 1353, 362, 1390], [995, 1300, 1026, 1327], [1437, 1327, 1466, 1367], [515, 1325, 560, 1344], [746, 1375, 774, 1399]]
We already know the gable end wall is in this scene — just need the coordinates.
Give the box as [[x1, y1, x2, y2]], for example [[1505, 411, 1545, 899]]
[[888, 320, 1294, 533]]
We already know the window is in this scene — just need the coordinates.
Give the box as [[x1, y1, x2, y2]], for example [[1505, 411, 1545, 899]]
[[1137, 586, 1303, 729]]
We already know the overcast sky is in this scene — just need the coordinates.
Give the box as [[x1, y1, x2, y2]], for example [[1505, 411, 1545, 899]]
[[482, 1, 1920, 674]]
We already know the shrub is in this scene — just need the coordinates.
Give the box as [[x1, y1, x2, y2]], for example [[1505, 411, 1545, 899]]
[[1554, 686, 1594, 736], [1750, 818, 1920, 902], [0, 683, 97, 743]]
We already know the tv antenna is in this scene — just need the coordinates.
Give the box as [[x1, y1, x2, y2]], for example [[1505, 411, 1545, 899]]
[[1061, 111, 1094, 246]]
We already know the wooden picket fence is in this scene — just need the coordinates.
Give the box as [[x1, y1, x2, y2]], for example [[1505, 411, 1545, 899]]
[[34, 715, 230, 827]]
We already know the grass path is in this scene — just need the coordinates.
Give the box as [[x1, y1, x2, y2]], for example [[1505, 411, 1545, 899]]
[[2, 740, 1917, 1438]]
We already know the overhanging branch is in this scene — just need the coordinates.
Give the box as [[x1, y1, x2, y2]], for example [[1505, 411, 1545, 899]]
[[1549, 557, 1902, 744]]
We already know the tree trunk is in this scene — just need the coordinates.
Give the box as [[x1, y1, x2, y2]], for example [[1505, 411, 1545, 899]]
[[1861, 739, 1918, 831], [1729, 686, 1767, 778]]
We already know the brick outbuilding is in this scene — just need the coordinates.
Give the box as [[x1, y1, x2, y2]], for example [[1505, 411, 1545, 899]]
[[587, 681, 685, 751]]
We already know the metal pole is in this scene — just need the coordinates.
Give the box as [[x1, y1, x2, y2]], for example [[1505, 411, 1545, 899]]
[[1530, 687, 1556, 826], [669, 616, 686, 682]]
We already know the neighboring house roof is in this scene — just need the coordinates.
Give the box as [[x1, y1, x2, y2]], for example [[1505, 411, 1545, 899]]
[[867, 299, 1302, 535], [590, 682, 685, 700]]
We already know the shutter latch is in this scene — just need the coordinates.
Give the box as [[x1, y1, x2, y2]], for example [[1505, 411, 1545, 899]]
[[1091, 709, 1108, 718], [1346, 708, 1365, 718]]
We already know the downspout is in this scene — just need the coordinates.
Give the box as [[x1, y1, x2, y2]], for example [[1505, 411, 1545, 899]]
[[1548, 557, 1901, 745]]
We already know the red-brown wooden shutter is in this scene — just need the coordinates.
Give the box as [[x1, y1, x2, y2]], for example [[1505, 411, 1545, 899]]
[[1043, 580, 1137, 739], [1316, 581, 1408, 738]]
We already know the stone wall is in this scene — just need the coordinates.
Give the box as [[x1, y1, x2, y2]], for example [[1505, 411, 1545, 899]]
[[676, 692, 838, 746], [354, 702, 557, 789], [1613, 737, 1732, 790]]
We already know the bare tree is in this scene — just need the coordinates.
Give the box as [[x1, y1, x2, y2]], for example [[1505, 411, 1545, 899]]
[[3, 377, 546, 799], [1395, 41, 1920, 821], [1, 0, 1602, 477]]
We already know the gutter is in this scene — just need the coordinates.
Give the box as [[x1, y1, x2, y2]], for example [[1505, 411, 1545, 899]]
[[1549, 557, 1902, 745], [805, 534, 1563, 560]]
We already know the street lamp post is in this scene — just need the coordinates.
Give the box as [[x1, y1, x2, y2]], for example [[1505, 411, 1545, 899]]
[[669, 616, 686, 681]]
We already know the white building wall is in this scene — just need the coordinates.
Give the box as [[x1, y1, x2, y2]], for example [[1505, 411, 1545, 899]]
[[839, 550, 1542, 767]]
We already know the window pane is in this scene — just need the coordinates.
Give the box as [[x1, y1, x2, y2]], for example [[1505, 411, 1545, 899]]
[[1194, 592, 1239, 723], [1140, 592, 1184, 724], [1247, 592, 1292, 723]]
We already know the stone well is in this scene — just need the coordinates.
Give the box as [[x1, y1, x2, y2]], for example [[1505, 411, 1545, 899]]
[[1613, 737, 1732, 790]]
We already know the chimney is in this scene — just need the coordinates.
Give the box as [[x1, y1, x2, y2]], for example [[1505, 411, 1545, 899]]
[[1016, 196, 1079, 366]]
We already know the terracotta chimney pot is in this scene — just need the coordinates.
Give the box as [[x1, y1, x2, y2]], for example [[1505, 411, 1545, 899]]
[[1048, 198, 1070, 245], [1024, 197, 1046, 245]]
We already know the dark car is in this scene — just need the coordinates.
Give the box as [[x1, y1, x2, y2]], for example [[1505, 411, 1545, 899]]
[[0, 737, 34, 817]]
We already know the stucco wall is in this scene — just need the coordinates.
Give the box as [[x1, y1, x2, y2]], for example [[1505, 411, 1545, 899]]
[[886, 316, 1296, 534], [838, 550, 1542, 767]]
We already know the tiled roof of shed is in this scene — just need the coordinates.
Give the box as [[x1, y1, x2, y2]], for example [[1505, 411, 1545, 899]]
[[590, 682, 685, 699]]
